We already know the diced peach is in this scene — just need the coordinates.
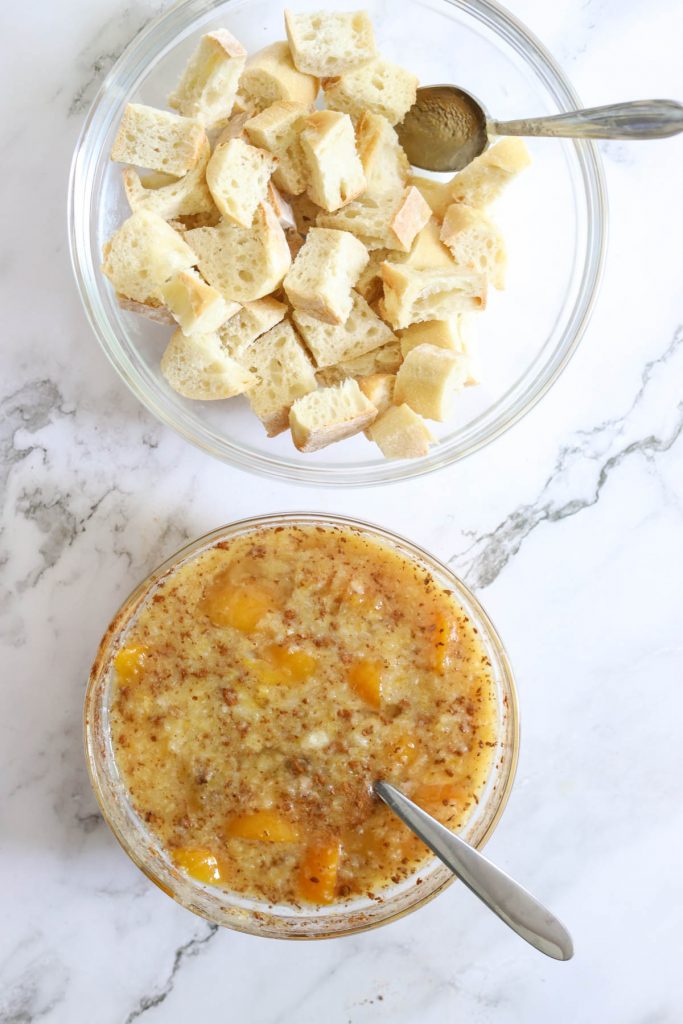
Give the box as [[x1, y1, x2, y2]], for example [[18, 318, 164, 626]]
[[113, 644, 149, 683], [430, 613, 454, 673], [347, 658, 383, 708], [298, 841, 341, 904], [173, 847, 229, 885], [201, 582, 274, 631], [265, 645, 317, 682], [391, 732, 418, 766], [226, 810, 300, 842], [413, 782, 468, 807]]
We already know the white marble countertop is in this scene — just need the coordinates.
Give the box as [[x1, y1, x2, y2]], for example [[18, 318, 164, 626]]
[[2, 0, 682, 1020]]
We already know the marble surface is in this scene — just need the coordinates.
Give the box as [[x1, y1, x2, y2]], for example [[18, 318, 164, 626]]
[[2, 0, 683, 1020]]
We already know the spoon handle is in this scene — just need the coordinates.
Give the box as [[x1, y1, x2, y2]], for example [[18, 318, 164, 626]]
[[374, 781, 573, 961], [490, 99, 683, 141]]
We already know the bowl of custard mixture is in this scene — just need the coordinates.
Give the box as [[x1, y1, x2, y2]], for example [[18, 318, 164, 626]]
[[85, 514, 518, 937]]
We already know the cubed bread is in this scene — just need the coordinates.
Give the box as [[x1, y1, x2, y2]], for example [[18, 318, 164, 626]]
[[440, 203, 506, 289], [404, 219, 455, 270], [205, 138, 277, 227], [380, 262, 487, 329], [289, 379, 377, 451], [356, 113, 410, 199], [160, 329, 255, 400], [315, 340, 402, 385], [399, 316, 472, 356], [160, 268, 237, 334], [117, 295, 176, 325], [317, 187, 430, 253], [289, 193, 323, 235], [244, 320, 317, 435], [283, 227, 369, 325], [245, 101, 310, 195], [354, 247, 396, 304], [409, 175, 453, 221], [293, 290, 395, 368], [367, 403, 435, 458], [323, 58, 417, 125], [358, 373, 395, 418], [218, 297, 287, 362], [284, 9, 376, 77], [394, 343, 470, 420], [184, 202, 291, 303], [101, 211, 196, 304], [214, 111, 252, 145], [122, 138, 215, 220], [447, 138, 531, 208], [111, 103, 207, 177], [238, 42, 319, 114], [390, 186, 432, 252], [168, 30, 246, 126], [300, 111, 366, 212]]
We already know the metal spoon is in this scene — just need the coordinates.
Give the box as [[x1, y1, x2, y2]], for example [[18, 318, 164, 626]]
[[396, 86, 683, 172], [374, 780, 573, 960]]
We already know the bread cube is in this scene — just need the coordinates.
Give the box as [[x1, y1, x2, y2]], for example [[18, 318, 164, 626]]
[[300, 111, 366, 212], [289, 379, 377, 451], [293, 290, 395, 369], [122, 138, 215, 220], [283, 227, 369, 325], [168, 30, 246, 126], [111, 103, 206, 176], [244, 320, 317, 435], [367, 404, 435, 459], [409, 175, 453, 221], [358, 373, 395, 418], [390, 187, 432, 252], [447, 138, 531, 208], [317, 186, 430, 253], [440, 203, 507, 289], [160, 330, 255, 400], [206, 138, 277, 227], [394, 342, 470, 420], [101, 211, 196, 304], [285, 9, 376, 76], [218, 297, 287, 362], [238, 42, 318, 115], [380, 262, 487, 329], [323, 58, 417, 126], [404, 219, 455, 270], [161, 268, 237, 334], [245, 101, 310, 195], [356, 113, 410, 199], [315, 340, 402, 385]]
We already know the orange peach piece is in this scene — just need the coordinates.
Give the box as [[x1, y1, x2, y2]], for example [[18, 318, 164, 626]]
[[113, 644, 149, 682], [265, 644, 318, 682], [391, 732, 418, 766], [226, 810, 300, 842], [173, 847, 229, 885], [201, 583, 274, 631], [413, 782, 468, 807], [298, 841, 341, 905], [347, 658, 383, 708]]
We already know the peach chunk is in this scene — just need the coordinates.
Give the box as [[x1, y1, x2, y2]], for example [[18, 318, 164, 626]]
[[226, 810, 300, 842], [430, 613, 454, 673], [113, 644, 149, 682], [413, 782, 468, 808], [348, 658, 383, 708], [173, 847, 229, 885], [298, 841, 341, 905], [265, 644, 318, 682], [391, 732, 418, 766], [201, 581, 274, 631]]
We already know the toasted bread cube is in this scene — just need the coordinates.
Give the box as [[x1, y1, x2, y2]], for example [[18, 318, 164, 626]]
[[289, 378, 377, 451], [440, 203, 507, 289], [367, 403, 435, 459], [409, 175, 453, 221], [315, 340, 402, 385], [293, 290, 395, 368], [399, 317, 473, 356], [323, 58, 417, 125], [358, 373, 395, 418], [160, 329, 255, 400], [283, 227, 369, 325], [245, 101, 310, 195], [317, 187, 429, 253], [300, 111, 365, 212], [101, 211, 196, 304], [447, 138, 531, 208], [285, 9, 376, 77], [380, 262, 487, 329], [168, 30, 246, 125], [206, 138, 277, 227], [394, 343, 470, 421], [238, 42, 318, 115], [404, 219, 456, 270], [218, 297, 287, 362], [117, 295, 176, 325], [185, 203, 291, 303], [161, 268, 237, 334], [122, 138, 215, 220], [111, 103, 206, 177], [245, 320, 317, 435], [356, 113, 410, 199]]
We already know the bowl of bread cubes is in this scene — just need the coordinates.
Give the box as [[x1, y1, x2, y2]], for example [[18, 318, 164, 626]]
[[69, 0, 606, 484]]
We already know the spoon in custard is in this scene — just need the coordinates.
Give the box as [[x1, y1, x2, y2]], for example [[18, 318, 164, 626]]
[[375, 781, 573, 960], [397, 87, 683, 172]]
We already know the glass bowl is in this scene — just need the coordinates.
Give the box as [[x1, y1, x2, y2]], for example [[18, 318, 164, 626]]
[[84, 513, 519, 938], [69, 0, 606, 486]]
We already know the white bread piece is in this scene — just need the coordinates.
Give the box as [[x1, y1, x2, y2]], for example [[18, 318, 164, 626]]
[[323, 58, 417, 125], [356, 113, 410, 199], [317, 187, 430, 253], [447, 138, 531, 208], [122, 138, 215, 220], [218, 296, 287, 362], [367, 403, 435, 459], [284, 9, 376, 77], [245, 101, 310, 195], [358, 373, 395, 418], [111, 104, 207, 176], [161, 329, 255, 400], [289, 193, 322, 235], [138, 170, 179, 188], [117, 295, 176, 325], [184, 202, 291, 303], [404, 219, 456, 270], [293, 290, 395, 368], [354, 247, 396, 305], [390, 186, 432, 252], [380, 262, 487, 329], [168, 30, 246, 126], [300, 111, 365, 212], [205, 138, 277, 227], [213, 111, 252, 146], [394, 342, 470, 421], [440, 203, 506, 289], [244, 320, 317, 435], [399, 316, 471, 356], [101, 211, 196, 304], [315, 340, 402, 385], [161, 268, 237, 334], [409, 175, 453, 221], [238, 42, 319, 115], [283, 227, 369, 325], [289, 378, 377, 451]]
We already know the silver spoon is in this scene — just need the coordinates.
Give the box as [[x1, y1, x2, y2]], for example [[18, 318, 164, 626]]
[[397, 86, 683, 172], [374, 780, 573, 960]]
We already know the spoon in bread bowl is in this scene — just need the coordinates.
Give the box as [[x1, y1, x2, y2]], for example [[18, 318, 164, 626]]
[[397, 86, 683, 172]]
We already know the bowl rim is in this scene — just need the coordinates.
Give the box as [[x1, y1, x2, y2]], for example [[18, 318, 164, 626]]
[[68, 0, 607, 487], [84, 511, 520, 938]]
